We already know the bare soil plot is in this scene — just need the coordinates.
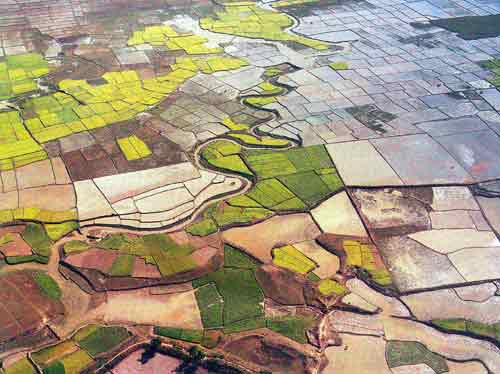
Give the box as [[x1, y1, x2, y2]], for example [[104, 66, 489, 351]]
[[94, 288, 202, 329], [223, 213, 321, 262], [111, 350, 182, 374], [0, 271, 64, 343]]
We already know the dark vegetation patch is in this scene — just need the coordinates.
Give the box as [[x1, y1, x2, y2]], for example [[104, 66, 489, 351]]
[[430, 14, 500, 40]]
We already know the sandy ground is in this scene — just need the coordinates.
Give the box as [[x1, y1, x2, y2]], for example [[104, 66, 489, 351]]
[[93, 288, 202, 329], [223, 213, 321, 262], [324, 334, 391, 373]]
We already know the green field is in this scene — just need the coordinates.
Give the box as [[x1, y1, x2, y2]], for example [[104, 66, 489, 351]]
[[194, 283, 224, 328], [278, 171, 332, 206], [32, 341, 77, 367], [89, 233, 198, 277], [63, 240, 90, 255], [73, 325, 100, 342], [433, 319, 500, 342], [223, 244, 259, 270], [44, 221, 79, 241], [318, 279, 348, 296], [386, 341, 448, 373], [223, 317, 266, 335], [266, 316, 315, 344], [4, 358, 36, 374], [189, 143, 343, 234], [42, 361, 64, 374], [109, 255, 135, 276], [194, 245, 265, 330], [186, 218, 218, 236], [60, 349, 94, 373], [21, 223, 53, 258], [206, 154, 253, 176], [194, 268, 264, 326], [154, 326, 204, 343], [33, 272, 62, 300], [78, 326, 130, 357]]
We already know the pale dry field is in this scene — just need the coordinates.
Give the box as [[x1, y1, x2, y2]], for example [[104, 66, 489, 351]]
[[94, 288, 202, 329]]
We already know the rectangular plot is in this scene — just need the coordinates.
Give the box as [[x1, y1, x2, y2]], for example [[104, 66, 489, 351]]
[[278, 171, 331, 206], [246, 178, 296, 209], [245, 152, 297, 178], [194, 283, 223, 329], [286, 145, 333, 172], [110, 255, 135, 276]]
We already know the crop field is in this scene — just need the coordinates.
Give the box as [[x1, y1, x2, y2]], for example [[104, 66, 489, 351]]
[[21, 223, 53, 259], [194, 283, 224, 329], [4, 1, 500, 373], [0, 271, 63, 343], [63, 232, 202, 278], [318, 279, 348, 296], [4, 358, 36, 374], [32, 341, 78, 367], [188, 142, 343, 235], [272, 245, 316, 275], [29, 324, 130, 374], [193, 245, 264, 329], [342, 239, 392, 286], [78, 326, 130, 357], [154, 326, 204, 343], [266, 316, 315, 344]]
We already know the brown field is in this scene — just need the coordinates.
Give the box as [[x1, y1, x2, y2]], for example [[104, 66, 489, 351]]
[[0, 271, 64, 343], [131, 257, 161, 278], [65, 248, 117, 273], [222, 330, 319, 374], [0, 233, 33, 257]]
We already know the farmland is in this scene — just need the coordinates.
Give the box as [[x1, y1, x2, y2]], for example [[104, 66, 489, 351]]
[[2, 0, 500, 373]]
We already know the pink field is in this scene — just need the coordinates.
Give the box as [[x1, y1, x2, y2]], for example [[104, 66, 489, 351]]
[[111, 350, 181, 374]]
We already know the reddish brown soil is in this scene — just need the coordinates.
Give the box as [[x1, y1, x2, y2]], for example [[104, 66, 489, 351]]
[[132, 257, 161, 278], [255, 265, 307, 305], [0, 271, 64, 344], [65, 248, 117, 273], [222, 330, 319, 374]]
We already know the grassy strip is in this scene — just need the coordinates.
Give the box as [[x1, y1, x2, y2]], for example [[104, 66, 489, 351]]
[[5, 254, 48, 264], [223, 317, 266, 335], [433, 319, 500, 342], [154, 326, 204, 343]]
